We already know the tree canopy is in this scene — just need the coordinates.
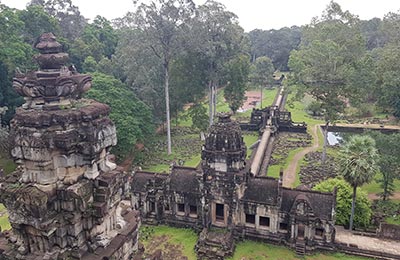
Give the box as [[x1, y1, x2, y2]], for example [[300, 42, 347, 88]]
[[313, 178, 372, 228]]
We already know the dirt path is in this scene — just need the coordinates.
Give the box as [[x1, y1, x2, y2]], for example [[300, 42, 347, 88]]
[[368, 192, 400, 200], [282, 124, 320, 188], [335, 226, 400, 255]]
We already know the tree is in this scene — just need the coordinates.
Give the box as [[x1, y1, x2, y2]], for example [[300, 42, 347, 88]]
[[223, 54, 250, 113], [365, 131, 400, 200], [374, 44, 400, 117], [82, 56, 97, 73], [249, 56, 275, 107], [288, 1, 366, 162], [29, 0, 87, 40], [86, 73, 154, 160], [339, 135, 379, 230], [18, 4, 60, 44], [248, 26, 302, 70], [188, 103, 208, 132], [313, 178, 372, 228], [192, 1, 246, 125], [127, 0, 195, 155]]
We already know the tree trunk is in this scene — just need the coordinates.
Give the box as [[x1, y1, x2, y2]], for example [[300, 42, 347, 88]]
[[349, 185, 357, 231], [213, 84, 217, 118], [208, 80, 213, 126], [165, 62, 172, 155], [322, 121, 328, 163], [260, 85, 263, 108]]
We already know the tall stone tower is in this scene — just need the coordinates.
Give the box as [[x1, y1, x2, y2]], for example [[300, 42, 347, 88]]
[[200, 113, 247, 228], [0, 33, 139, 260]]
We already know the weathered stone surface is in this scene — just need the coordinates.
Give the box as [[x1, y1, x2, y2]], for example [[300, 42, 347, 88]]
[[0, 33, 139, 260]]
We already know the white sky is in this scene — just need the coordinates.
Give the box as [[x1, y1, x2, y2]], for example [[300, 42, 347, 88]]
[[2, 0, 400, 31]]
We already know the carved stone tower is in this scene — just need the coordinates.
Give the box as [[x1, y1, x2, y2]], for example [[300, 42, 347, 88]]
[[0, 33, 139, 260], [201, 113, 247, 172], [200, 113, 247, 228]]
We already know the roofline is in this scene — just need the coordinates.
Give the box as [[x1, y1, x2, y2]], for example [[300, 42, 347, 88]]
[[281, 187, 334, 196]]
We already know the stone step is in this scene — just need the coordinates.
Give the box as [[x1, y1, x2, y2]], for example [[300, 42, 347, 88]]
[[295, 242, 306, 256]]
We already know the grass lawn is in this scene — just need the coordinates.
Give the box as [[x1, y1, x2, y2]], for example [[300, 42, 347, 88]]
[[362, 177, 400, 194], [243, 132, 259, 159], [141, 226, 371, 260], [230, 240, 370, 260], [0, 156, 16, 174], [0, 204, 10, 231], [141, 225, 197, 260]]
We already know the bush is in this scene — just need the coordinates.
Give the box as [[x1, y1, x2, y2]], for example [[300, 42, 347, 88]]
[[313, 178, 372, 228]]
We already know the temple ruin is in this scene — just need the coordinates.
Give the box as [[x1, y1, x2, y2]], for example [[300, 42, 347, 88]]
[[0, 33, 338, 260], [132, 112, 336, 259], [0, 33, 140, 260]]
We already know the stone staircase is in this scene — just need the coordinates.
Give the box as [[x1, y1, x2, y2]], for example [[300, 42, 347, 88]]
[[195, 228, 235, 260], [295, 240, 306, 256]]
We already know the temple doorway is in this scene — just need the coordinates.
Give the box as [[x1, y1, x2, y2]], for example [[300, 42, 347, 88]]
[[212, 202, 227, 226], [297, 223, 305, 239]]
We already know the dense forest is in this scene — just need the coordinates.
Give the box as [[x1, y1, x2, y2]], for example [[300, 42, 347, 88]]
[[1, 0, 400, 161]]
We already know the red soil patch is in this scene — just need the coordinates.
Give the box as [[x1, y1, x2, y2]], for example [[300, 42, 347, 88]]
[[240, 91, 261, 111]]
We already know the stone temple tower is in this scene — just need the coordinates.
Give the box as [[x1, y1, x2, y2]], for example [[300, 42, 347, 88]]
[[200, 113, 247, 228], [201, 113, 247, 173], [0, 33, 139, 260]]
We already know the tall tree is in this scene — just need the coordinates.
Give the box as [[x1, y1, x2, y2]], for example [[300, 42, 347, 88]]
[[223, 54, 250, 113], [18, 4, 60, 44], [249, 56, 275, 107], [127, 0, 195, 155], [86, 72, 154, 159], [313, 178, 372, 228], [29, 0, 87, 40], [248, 26, 301, 70], [192, 1, 246, 125], [364, 131, 400, 200], [374, 44, 400, 117], [288, 1, 366, 162], [339, 135, 379, 230]]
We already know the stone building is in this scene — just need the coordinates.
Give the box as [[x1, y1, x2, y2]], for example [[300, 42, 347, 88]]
[[132, 114, 336, 258], [0, 33, 140, 260]]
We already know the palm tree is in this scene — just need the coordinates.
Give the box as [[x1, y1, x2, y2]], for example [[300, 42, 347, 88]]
[[339, 135, 379, 231]]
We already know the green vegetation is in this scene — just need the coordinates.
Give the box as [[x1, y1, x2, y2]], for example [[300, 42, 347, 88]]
[[243, 132, 258, 159], [0, 156, 16, 174], [0, 204, 10, 231], [230, 240, 370, 260], [86, 72, 154, 160], [141, 226, 371, 260], [373, 200, 400, 225], [140, 225, 197, 260], [314, 178, 372, 228], [141, 132, 203, 173]]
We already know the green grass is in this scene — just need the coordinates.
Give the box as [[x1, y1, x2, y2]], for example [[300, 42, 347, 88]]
[[0, 156, 16, 174], [362, 177, 400, 194], [141, 225, 197, 260], [229, 240, 370, 260], [0, 204, 10, 231], [386, 216, 400, 225], [267, 147, 303, 180], [243, 133, 259, 159], [141, 226, 371, 260]]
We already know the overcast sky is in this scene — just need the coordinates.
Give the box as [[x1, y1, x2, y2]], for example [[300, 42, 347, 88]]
[[2, 0, 400, 31]]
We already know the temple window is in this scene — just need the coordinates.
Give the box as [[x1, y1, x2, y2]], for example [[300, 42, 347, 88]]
[[259, 216, 270, 227], [149, 201, 155, 213], [177, 203, 185, 215], [189, 205, 197, 217], [279, 222, 288, 232], [245, 214, 256, 225], [216, 203, 224, 222], [315, 227, 324, 238]]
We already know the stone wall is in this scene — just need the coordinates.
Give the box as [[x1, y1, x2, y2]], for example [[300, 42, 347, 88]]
[[378, 223, 400, 241]]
